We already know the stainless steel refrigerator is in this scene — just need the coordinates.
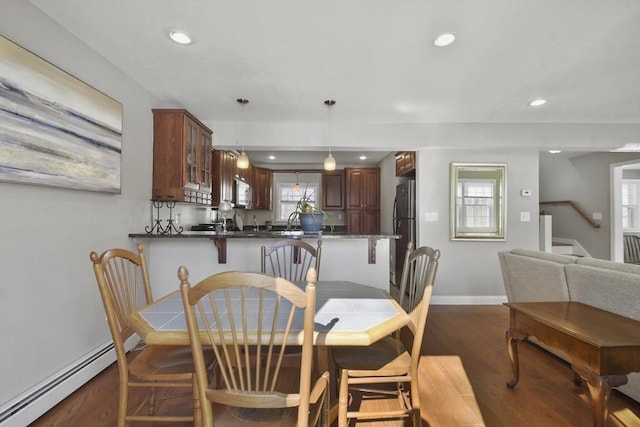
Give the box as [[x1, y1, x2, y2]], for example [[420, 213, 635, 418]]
[[393, 180, 416, 285]]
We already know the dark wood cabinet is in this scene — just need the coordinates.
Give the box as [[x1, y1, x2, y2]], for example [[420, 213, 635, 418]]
[[212, 149, 236, 206], [322, 171, 345, 210], [152, 109, 212, 204], [395, 151, 416, 177], [252, 166, 272, 210], [345, 168, 380, 234]]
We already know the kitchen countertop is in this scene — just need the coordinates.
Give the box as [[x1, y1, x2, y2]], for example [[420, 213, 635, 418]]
[[129, 228, 396, 276], [129, 230, 399, 239]]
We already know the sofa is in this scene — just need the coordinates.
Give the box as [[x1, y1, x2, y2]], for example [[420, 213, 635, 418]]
[[498, 248, 640, 403]]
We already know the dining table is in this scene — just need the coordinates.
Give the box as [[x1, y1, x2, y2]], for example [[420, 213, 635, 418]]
[[129, 279, 409, 359]]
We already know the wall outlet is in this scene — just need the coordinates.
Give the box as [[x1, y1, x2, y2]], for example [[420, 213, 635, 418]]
[[520, 211, 530, 222], [174, 213, 181, 225], [592, 212, 603, 220]]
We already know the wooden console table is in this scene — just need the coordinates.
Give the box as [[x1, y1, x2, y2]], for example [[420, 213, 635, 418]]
[[505, 302, 640, 427]]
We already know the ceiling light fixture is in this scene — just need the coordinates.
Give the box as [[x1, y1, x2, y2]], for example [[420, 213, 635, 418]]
[[528, 99, 547, 107], [168, 29, 193, 45], [324, 100, 336, 171], [548, 150, 562, 154], [294, 171, 301, 193], [268, 155, 276, 160], [236, 98, 250, 170], [434, 33, 456, 47], [359, 155, 367, 160]]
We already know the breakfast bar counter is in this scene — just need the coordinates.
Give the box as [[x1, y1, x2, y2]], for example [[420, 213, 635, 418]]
[[130, 230, 398, 294]]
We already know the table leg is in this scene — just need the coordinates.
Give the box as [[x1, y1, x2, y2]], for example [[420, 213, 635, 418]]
[[573, 365, 628, 427], [505, 328, 526, 388]]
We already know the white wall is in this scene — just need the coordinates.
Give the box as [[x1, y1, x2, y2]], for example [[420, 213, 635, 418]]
[[0, 1, 157, 418], [1, 0, 632, 421], [539, 151, 640, 259], [416, 148, 540, 303]]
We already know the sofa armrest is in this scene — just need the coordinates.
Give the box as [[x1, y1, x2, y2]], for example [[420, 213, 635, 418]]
[[499, 251, 570, 302]]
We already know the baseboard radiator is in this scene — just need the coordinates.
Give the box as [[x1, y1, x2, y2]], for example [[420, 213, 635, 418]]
[[0, 342, 115, 427]]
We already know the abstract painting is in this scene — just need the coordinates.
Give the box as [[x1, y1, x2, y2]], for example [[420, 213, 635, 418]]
[[0, 35, 122, 193]]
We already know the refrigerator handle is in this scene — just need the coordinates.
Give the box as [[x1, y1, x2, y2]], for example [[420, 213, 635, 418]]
[[392, 197, 397, 233]]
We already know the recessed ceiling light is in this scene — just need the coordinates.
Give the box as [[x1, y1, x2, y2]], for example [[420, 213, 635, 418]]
[[528, 99, 547, 107], [548, 150, 562, 154], [359, 155, 367, 160], [434, 33, 456, 47], [268, 155, 276, 160], [168, 29, 193, 45]]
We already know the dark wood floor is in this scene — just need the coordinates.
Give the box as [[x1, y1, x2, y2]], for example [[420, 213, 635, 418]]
[[32, 305, 640, 426]]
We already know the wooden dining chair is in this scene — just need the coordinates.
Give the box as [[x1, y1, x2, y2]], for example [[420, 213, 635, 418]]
[[90, 243, 211, 427], [179, 267, 330, 426], [261, 239, 322, 281], [331, 242, 440, 427]]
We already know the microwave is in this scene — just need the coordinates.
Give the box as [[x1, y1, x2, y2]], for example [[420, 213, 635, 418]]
[[235, 179, 250, 208]]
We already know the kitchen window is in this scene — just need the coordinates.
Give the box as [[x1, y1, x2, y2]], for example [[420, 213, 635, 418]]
[[273, 172, 321, 223]]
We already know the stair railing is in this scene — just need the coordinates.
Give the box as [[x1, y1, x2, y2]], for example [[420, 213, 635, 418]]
[[539, 200, 601, 228]]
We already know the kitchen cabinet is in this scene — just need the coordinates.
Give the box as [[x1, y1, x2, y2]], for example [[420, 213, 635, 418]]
[[345, 168, 380, 234], [212, 149, 236, 206], [395, 151, 416, 177], [252, 166, 272, 210], [152, 109, 213, 204], [322, 171, 345, 210]]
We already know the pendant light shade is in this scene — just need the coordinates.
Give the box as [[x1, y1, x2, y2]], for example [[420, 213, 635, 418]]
[[324, 154, 336, 171], [236, 98, 250, 169], [237, 152, 249, 169], [293, 171, 301, 192], [324, 99, 336, 171]]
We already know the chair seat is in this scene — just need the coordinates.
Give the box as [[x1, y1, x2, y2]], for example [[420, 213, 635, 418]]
[[332, 336, 410, 377], [129, 344, 210, 380]]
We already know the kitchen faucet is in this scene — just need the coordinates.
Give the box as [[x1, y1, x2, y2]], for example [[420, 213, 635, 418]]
[[253, 215, 259, 231]]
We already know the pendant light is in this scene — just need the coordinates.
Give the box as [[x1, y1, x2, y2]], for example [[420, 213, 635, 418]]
[[323, 99, 336, 171], [293, 171, 301, 193], [236, 98, 250, 169]]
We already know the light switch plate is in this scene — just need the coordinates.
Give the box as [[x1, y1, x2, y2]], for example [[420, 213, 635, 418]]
[[593, 212, 603, 220], [424, 212, 439, 222]]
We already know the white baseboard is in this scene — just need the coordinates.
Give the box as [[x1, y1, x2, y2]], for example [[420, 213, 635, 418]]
[[0, 342, 116, 427], [431, 295, 508, 305]]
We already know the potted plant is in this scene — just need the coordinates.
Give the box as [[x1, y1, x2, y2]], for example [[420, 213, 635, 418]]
[[287, 187, 333, 233]]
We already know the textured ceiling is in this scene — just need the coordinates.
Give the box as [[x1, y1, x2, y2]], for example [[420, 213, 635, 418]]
[[29, 0, 640, 165]]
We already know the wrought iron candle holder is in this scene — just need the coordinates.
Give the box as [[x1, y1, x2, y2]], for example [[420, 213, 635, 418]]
[[145, 200, 183, 235]]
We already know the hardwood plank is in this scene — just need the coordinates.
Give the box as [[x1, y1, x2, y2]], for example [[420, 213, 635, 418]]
[[31, 305, 640, 426]]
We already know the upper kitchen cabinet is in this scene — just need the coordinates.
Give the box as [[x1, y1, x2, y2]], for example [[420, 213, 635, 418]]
[[395, 151, 416, 177], [252, 166, 272, 210], [212, 149, 236, 206], [345, 168, 380, 234], [322, 170, 345, 210], [152, 109, 213, 204]]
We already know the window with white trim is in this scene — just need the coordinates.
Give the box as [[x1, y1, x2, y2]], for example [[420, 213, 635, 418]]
[[273, 173, 321, 224], [457, 180, 498, 231], [622, 179, 640, 230]]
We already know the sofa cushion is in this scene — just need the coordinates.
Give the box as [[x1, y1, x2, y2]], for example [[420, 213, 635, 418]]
[[510, 249, 578, 265], [499, 251, 570, 302], [576, 256, 640, 275], [565, 264, 640, 320]]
